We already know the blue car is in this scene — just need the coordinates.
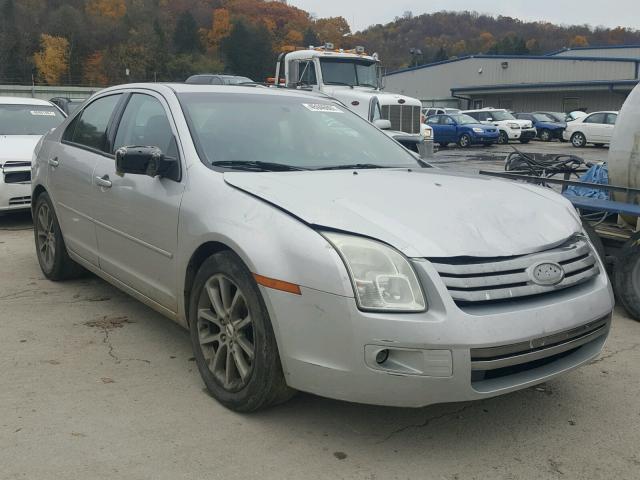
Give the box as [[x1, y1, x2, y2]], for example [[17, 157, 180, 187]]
[[426, 113, 499, 148], [515, 113, 567, 142]]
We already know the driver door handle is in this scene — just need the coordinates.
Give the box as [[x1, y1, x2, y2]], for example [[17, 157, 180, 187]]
[[95, 175, 112, 189], [48, 157, 59, 167]]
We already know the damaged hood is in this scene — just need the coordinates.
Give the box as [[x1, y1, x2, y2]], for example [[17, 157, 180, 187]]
[[224, 169, 581, 258]]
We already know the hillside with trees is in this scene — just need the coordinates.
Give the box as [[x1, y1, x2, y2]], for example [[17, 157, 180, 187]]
[[353, 11, 640, 70], [0, 2, 639, 86], [0, 0, 351, 86]]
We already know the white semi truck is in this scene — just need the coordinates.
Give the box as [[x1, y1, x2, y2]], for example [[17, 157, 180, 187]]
[[274, 44, 432, 157]]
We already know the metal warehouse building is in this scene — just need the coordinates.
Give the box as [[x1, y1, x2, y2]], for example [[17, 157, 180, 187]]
[[384, 45, 640, 112]]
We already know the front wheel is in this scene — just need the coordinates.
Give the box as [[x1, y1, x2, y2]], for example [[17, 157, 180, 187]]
[[571, 132, 587, 147], [497, 131, 509, 144], [34, 192, 84, 280], [189, 251, 294, 411], [539, 129, 552, 142], [458, 133, 471, 148], [614, 246, 640, 322]]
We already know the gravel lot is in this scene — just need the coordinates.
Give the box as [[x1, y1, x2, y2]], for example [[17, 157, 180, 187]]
[[1, 141, 639, 480]]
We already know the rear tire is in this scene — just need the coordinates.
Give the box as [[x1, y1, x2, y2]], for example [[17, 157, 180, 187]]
[[33, 192, 85, 281], [571, 132, 587, 147], [188, 251, 295, 411], [614, 247, 640, 322]]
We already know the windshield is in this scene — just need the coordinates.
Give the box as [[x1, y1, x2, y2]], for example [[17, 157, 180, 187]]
[[223, 76, 253, 85], [450, 114, 477, 125], [533, 113, 555, 122], [320, 58, 379, 88], [0, 104, 64, 135], [490, 111, 515, 121], [179, 93, 420, 170]]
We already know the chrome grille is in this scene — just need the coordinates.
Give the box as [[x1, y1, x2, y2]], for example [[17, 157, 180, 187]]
[[431, 236, 599, 304], [381, 105, 420, 134]]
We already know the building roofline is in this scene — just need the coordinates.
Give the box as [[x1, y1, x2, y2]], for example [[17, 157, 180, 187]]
[[386, 54, 640, 76], [546, 44, 640, 56], [450, 79, 639, 94]]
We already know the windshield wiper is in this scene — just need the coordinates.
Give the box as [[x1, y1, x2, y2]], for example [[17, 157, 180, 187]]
[[317, 163, 389, 170], [211, 160, 308, 172]]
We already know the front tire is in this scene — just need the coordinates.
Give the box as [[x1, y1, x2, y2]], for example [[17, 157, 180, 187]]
[[571, 132, 587, 147], [458, 133, 471, 148], [497, 131, 509, 144], [188, 251, 294, 411], [539, 129, 552, 142], [34, 192, 84, 281], [614, 247, 640, 322]]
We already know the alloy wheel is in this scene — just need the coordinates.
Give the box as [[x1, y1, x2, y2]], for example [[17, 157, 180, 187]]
[[36, 202, 56, 271], [540, 129, 551, 142], [196, 274, 255, 391]]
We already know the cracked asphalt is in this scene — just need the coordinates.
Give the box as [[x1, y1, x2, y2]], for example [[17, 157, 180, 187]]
[[1, 143, 639, 479]]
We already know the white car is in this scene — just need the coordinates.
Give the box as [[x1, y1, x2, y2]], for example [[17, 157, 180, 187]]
[[462, 108, 537, 144], [563, 111, 618, 147], [0, 97, 65, 212], [422, 107, 460, 117]]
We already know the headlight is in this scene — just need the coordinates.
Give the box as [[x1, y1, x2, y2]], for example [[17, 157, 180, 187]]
[[508, 123, 521, 129], [472, 127, 483, 133], [323, 232, 426, 312], [423, 128, 432, 138]]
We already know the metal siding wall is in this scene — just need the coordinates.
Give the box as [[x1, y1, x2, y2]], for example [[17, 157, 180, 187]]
[[470, 90, 631, 112], [554, 48, 640, 58], [384, 58, 637, 102], [0, 85, 98, 101]]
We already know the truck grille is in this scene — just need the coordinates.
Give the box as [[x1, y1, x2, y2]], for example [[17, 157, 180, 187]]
[[381, 105, 420, 134], [430, 235, 599, 305]]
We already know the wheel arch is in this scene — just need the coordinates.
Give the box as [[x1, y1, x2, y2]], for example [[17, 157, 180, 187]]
[[31, 183, 47, 216]]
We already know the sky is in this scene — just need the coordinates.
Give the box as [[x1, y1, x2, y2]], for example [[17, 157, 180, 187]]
[[288, 0, 640, 33]]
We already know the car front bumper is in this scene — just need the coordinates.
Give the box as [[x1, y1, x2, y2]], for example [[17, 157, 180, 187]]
[[0, 169, 31, 212], [261, 259, 613, 407], [472, 131, 499, 143]]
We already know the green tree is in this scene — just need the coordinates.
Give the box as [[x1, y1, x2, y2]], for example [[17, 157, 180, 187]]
[[173, 11, 202, 54], [302, 27, 320, 47], [221, 20, 275, 81], [433, 46, 447, 62]]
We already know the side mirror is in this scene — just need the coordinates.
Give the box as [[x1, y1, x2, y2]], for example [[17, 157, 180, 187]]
[[115, 146, 177, 179], [374, 119, 392, 130]]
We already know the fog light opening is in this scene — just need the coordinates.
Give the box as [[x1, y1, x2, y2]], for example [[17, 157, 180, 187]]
[[375, 349, 389, 365]]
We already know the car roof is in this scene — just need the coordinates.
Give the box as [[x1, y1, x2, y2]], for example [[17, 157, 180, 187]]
[[98, 83, 339, 101], [0, 96, 57, 106], [585, 111, 618, 114]]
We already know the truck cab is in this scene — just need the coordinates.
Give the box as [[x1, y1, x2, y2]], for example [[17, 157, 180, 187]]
[[275, 45, 431, 157]]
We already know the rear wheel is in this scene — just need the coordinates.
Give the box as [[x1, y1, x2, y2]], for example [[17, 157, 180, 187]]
[[497, 131, 509, 144], [458, 134, 471, 148], [614, 246, 640, 322], [571, 132, 587, 147], [539, 129, 552, 142], [188, 251, 294, 411], [33, 192, 84, 281]]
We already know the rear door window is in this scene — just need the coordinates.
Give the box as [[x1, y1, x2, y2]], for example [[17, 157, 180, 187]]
[[606, 113, 618, 125], [65, 94, 122, 152], [584, 113, 606, 124]]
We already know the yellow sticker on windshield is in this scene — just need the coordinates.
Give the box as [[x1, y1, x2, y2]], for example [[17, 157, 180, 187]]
[[302, 103, 343, 113]]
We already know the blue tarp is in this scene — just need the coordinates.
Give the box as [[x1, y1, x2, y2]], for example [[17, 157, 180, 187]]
[[564, 163, 610, 200]]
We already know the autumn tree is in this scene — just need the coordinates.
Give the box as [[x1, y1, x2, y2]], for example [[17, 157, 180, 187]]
[[33, 34, 69, 85], [570, 35, 589, 47], [82, 51, 108, 86], [302, 27, 320, 47], [206, 8, 231, 51], [86, 0, 126, 20], [313, 17, 351, 47]]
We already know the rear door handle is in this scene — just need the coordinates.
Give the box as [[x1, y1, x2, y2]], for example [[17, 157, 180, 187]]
[[95, 175, 112, 189], [48, 157, 59, 167]]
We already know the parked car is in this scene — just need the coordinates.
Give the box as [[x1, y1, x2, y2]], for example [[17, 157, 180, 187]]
[[534, 111, 568, 123], [49, 97, 85, 115], [426, 113, 499, 147], [422, 107, 460, 117], [31, 83, 613, 411], [515, 113, 566, 142], [567, 111, 588, 122], [0, 97, 65, 212], [563, 111, 618, 147], [462, 108, 537, 144], [185, 74, 254, 85]]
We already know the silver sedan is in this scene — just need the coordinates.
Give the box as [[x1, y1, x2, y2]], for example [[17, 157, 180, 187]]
[[31, 84, 614, 411]]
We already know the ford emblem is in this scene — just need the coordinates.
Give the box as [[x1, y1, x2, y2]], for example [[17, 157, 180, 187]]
[[528, 262, 564, 286]]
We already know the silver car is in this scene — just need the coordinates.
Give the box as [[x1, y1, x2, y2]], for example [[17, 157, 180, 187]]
[[31, 84, 614, 411]]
